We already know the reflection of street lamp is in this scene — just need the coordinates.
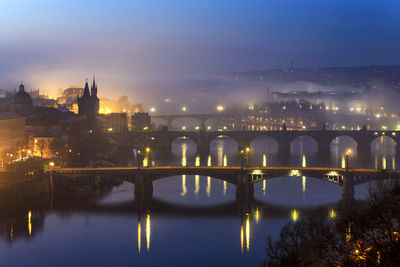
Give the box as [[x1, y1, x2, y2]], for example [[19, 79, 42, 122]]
[[346, 149, 352, 170], [137, 150, 141, 169], [240, 150, 244, 170]]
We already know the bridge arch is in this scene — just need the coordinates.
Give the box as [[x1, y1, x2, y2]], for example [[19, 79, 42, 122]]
[[249, 135, 279, 154], [329, 135, 358, 156], [171, 136, 198, 157], [149, 173, 238, 185], [290, 135, 318, 155], [371, 135, 397, 157], [208, 134, 239, 155]]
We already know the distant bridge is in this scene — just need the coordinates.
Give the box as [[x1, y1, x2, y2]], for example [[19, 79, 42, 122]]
[[151, 113, 234, 129], [117, 129, 400, 157], [51, 166, 400, 200]]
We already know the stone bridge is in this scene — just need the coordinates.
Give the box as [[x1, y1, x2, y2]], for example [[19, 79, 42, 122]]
[[151, 114, 234, 129], [51, 166, 400, 201], [119, 129, 400, 158]]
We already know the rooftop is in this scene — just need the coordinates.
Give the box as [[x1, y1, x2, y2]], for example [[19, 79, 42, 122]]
[[0, 112, 24, 120]]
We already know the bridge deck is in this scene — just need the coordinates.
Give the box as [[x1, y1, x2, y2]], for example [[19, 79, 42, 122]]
[[53, 166, 400, 174]]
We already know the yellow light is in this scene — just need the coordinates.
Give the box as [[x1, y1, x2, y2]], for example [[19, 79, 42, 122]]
[[146, 147, 150, 153], [146, 213, 151, 252], [181, 175, 187, 197], [240, 224, 244, 254], [68, 149, 72, 153], [195, 175, 200, 195], [195, 126, 200, 130], [245, 147, 250, 153], [291, 209, 298, 222], [107, 127, 113, 132], [254, 209, 260, 224], [216, 105, 224, 112], [302, 176, 306, 192], [223, 181, 227, 195], [289, 170, 301, 176], [182, 126, 186, 130], [262, 180, 266, 195], [181, 106, 187, 112], [143, 126, 149, 130], [330, 209, 336, 219], [207, 126, 211, 130], [49, 162, 55, 167], [346, 149, 352, 155], [302, 155, 306, 167], [138, 219, 141, 254], [263, 154, 267, 167], [245, 215, 250, 252], [206, 176, 211, 197], [150, 107, 156, 112], [28, 210, 32, 236]]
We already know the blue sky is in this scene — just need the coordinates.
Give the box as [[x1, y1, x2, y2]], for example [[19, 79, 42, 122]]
[[1, 0, 400, 97]]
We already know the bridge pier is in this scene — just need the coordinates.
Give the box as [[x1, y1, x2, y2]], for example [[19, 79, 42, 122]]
[[236, 173, 254, 199], [197, 130, 210, 157], [341, 172, 354, 202], [134, 174, 153, 199]]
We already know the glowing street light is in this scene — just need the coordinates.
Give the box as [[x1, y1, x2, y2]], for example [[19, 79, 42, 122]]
[[146, 147, 150, 153], [181, 106, 187, 112], [216, 105, 224, 112], [150, 107, 156, 113]]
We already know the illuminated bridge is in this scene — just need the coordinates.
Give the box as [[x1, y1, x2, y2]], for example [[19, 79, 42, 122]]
[[117, 129, 400, 157], [51, 166, 400, 200]]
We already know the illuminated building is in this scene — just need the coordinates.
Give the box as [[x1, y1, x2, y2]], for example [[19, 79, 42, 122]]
[[0, 112, 26, 165], [57, 86, 84, 110]]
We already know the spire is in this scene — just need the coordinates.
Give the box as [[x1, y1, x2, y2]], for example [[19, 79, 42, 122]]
[[19, 82, 25, 92], [83, 79, 90, 98], [91, 75, 97, 97]]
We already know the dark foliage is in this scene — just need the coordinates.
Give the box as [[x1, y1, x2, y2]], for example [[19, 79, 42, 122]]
[[262, 183, 400, 266]]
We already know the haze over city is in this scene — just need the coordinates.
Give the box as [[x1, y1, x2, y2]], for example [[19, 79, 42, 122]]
[[1, 0, 400, 104]]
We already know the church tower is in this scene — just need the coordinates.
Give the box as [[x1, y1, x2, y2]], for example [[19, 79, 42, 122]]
[[77, 77, 100, 128]]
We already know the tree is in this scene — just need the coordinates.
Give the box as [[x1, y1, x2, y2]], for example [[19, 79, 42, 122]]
[[262, 182, 400, 266]]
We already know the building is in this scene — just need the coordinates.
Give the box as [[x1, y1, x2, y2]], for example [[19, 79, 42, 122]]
[[0, 112, 26, 165], [97, 113, 128, 133], [57, 86, 84, 109], [77, 78, 99, 118], [131, 112, 151, 131], [9, 83, 34, 116]]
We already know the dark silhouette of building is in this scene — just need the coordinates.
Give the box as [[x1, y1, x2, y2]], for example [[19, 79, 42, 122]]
[[132, 112, 151, 131], [9, 83, 34, 116], [77, 78, 99, 129]]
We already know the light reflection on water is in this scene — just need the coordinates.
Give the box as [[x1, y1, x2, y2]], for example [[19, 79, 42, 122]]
[[0, 137, 396, 267]]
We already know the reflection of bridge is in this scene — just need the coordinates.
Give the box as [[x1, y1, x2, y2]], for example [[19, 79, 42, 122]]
[[123, 130, 400, 157], [52, 166, 400, 200], [151, 114, 234, 129]]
